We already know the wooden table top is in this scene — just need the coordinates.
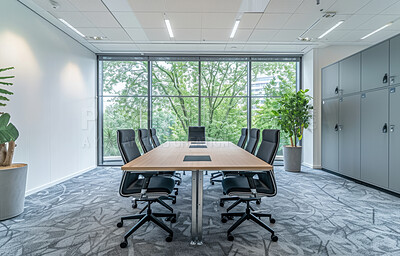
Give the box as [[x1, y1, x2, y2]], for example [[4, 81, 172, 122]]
[[121, 141, 273, 171]]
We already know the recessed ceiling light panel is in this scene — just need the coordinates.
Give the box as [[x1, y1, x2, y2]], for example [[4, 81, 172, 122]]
[[361, 22, 393, 40]]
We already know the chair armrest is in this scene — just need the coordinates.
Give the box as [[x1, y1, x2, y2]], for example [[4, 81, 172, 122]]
[[139, 172, 157, 197]]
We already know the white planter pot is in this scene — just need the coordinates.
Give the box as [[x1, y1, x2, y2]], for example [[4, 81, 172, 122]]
[[283, 146, 302, 172], [0, 164, 28, 220]]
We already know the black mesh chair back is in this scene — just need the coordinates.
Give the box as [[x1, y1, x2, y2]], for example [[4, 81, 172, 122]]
[[138, 129, 153, 153], [256, 129, 280, 196], [188, 126, 205, 141], [117, 129, 141, 197], [237, 128, 248, 148], [149, 128, 161, 147], [244, 128, 260, 154]]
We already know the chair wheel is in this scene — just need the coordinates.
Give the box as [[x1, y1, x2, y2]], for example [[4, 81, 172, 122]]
[[221, 216, 228, 223], [177, 181, 181, 185], [170, 217, 177, 223], [271, 235, 278, 242], [220, 202, 224, 207], [132, 203, 137, 209], [117, 222, 123, 228], [256, 199, 261, 205], [211, 181, 215, 185], [270, 218, 276, 224], [227, 234, 234, 241], [120, 241, 128, 248], [166, 235, 173, 242], [172, 199, 176, 204], [227, 216, 234, 220], [175, 191, 178, 195]]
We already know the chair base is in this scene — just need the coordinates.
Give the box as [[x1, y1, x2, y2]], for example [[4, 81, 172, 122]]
[[118, 201, 176, 248], [221, 201, 277, 242]]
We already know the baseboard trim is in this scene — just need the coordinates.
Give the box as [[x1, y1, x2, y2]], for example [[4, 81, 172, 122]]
[[25, 165, 96, 196], [301, 162, 322, 169]]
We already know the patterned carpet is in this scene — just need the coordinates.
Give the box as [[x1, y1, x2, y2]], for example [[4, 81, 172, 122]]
[[1, 166, 400, 256]]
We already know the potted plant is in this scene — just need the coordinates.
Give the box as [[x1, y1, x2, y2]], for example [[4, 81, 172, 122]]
[[272, 89, 312, 172], [0, 67, 27, 220]]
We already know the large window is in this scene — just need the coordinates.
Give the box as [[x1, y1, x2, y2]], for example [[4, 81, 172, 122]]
[[98, 57, 300, 165]]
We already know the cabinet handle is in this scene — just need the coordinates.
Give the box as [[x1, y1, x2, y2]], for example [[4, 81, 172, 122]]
[[390, 125, 395, 132], [382, 123, 388, 133], [334, 124, 338, 131], [334, 86, 339, 94], [383, 73, 388, 84], [390, 76, 395, 84]]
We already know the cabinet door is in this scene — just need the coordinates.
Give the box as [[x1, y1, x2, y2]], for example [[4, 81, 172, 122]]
[[389, 88, 400, 192], [340, 54, 360, 95], [361, 89, 389, 187], [361, 41, 389, 91], [390, 35, 400, 86], [322, 99, 338, 172], [339, 95, 360, 179], [322, 63, 339, 99]]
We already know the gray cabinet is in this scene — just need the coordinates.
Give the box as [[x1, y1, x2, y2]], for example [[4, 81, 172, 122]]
[[389, 88, 400, 192], [340, 53, 360, 95], [338, 95, 360, 179], [322, 63, 339, 99], [361, 41, 389, 91], [390, 35, 400, 86], [361, 89, 389, 188], [322, 99, 338, 172]]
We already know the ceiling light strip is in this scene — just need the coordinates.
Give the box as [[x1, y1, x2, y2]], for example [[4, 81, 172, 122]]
[[230, 20, 240, 39], [318, 20, 344, 39], [361, 23, 393, 40], [165, 19, 174, 38], [58, 18, 85, 37]]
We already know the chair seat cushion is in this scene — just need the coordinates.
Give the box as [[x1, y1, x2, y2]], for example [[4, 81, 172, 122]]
[[222, 176, 274, 195], [126, 176, 175, 194]]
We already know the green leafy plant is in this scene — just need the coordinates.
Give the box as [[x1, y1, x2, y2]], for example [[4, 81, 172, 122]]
[[272, 89, 312, 147], [0, 67, 19, 166]]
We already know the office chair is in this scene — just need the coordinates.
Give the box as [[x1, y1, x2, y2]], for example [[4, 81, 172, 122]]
[[244, 128, 260, 154], [116, 129, 177, 247], [149, 128, 161, 147], [188, 126, 205, 141], [210, 128, 248, 185], [219, 129, 280, 242]]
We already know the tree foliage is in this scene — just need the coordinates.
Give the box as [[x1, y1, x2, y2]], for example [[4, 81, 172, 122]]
[[101, 60, 298, 158]]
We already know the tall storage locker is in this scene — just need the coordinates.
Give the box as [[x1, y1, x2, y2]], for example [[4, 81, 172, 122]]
[[361, 89, 389, 187], [390, 35, 400, 86], [322, 63, 339, 99], [340, 53, 361, 95], [361, 41, 389, 91], [338, 95, 361, 179], [389, 88, 400, 193], [322, 99, 339, 172]]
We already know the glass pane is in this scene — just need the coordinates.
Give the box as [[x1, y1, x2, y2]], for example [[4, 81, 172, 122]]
[[201, 97, 247, 143], [251, 62, 297, 96], [152, 61, 199, 96], [252, 97, 291, 156], [201, 61, 247, 97], [152, 97, 199, 142], [102, 61, 148, 96], [102, 97, 148, 162]]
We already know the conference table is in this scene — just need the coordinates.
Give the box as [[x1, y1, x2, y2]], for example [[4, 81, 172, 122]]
[[121, 141, 273, 245]]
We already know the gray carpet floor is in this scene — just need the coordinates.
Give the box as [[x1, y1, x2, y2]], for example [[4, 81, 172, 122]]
[[1, 166, 400, 256]]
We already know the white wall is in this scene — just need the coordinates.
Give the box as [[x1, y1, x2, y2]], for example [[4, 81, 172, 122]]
[[0, 0, 96, 194], [302, 45, 368, 168]]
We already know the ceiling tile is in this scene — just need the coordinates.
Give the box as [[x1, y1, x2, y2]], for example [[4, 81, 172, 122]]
[[174, 29, 202, 41], [239, 13, 262, 29], [83, 12, 121, 28], [282, 13, 322, 30], [99, 28, 132, 41], [201, 0, 243, 13], [357, 0, 399, 15], [92, 43, 139, 51], [33, 0, 78, 12], [357, 15, 399, 29], [128, 0, 165, 12], [202, 13, 237, 29], [248, 29, 278, 42], [307, 29, 350, 42], [125, 28, 150, 41], [337, 15, 374, 30], [168, 13, 202, 29], [102, 0, 134, 11], [381, 0, 400, 14], [264, 0, 302, 14], [295, 0, 336, 14], [135, 12, 165, 28], [76, 27, 105, 37], [145, 28, 171, 41], [56, 12, 94, 28], [270, 29, 304, 42], [112, 12, 142, 28], [68, 0, 108, 12], [202, 29, 230, 41], [327, 0, 370, 14], [311, 14, 351, 31], [165, 0, 203, 12], [256, 13, 291, 29], [231, 29, 253, 42]]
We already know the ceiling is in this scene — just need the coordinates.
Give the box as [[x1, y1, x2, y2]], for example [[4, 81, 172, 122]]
[[19, 0, 400, 54]]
